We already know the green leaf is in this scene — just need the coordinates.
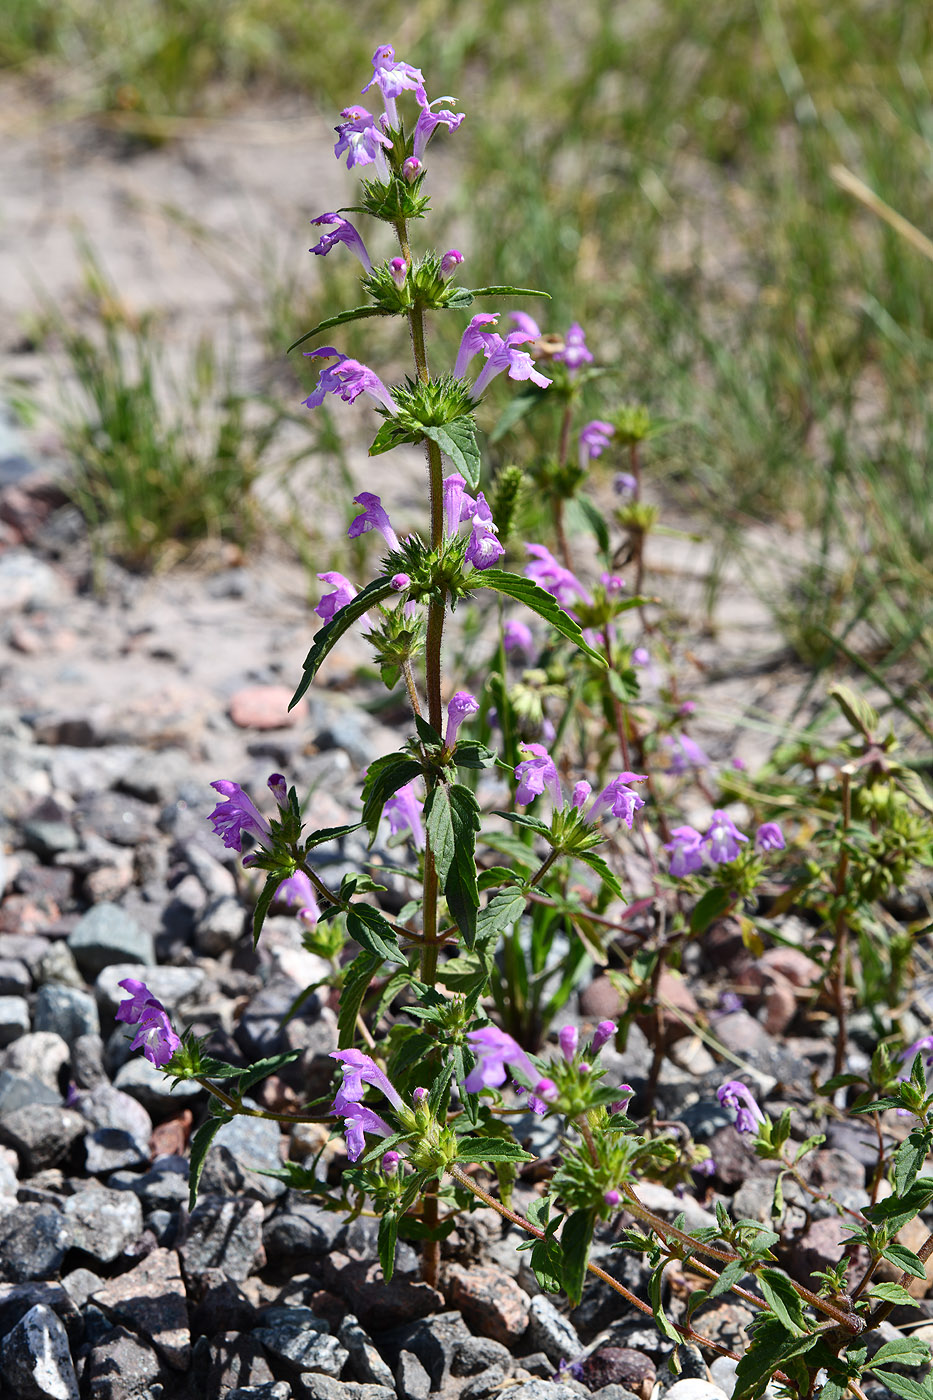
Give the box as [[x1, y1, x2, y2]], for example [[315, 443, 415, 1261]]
[[648, 1259, 681, 1345], [476, 889, 527, 940], [425, 783, 481, 947], [452, 740, 497, 769], [253, 871, 281, 947], [575, 849, 624, 899], [337, 950, 381, 1048], [493, 810, 552, 834], [442, 286, 475, 309], [305, 822, 363, 849], [561, 1209, 594, 1307], [757, 1268, 806, 1335], [829, 683, 879, 739], [607, 667, 640, 704], [414, 715, 443, 749], [576, 494, 611, 553], [881, 1244, 929, 1281], [690, 887, 733, 935], [346, 906, 407, 966], [852, 1095, 907, 1114], [291, 577, 395, 707], [468, 285, 551, 299], [287, 304, 390, 354], [869, 1372, 933, 1400], [871, 1338, 932, 1368], [454, 1137, 535, 1164], [709, 1259, 747, 1300], [530, 1237, 563, 1293], [733, 1320, 820, 1400], [476, 570, 607, 665], [489, 388, 546, 442], [238, 1048, 304, 1096], [866, 1179, 933, 1233], [188, 1114, 230, 1210], [894, 1130, 933, 1195], [870, 1283, 921, 1307], [378, 1210, 399, 1283], [423, 419, 481, 492], [361, 752, 424, 841]]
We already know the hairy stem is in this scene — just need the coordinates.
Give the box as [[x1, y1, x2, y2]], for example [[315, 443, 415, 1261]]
[[832, 770, 852, 1078]]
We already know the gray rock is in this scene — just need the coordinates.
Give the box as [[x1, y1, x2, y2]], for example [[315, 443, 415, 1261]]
[[181, 1196, 264, 1281], [227, 1385, 293, 1400], [0, 1280, 81, 1344], [76, 1083, 153, 1151], [451, 1336, 513, 1376], [1, 1032, 68, 1089], [663, 1384, 728, 1400], [109, 1157, 189, 1211], [83, 1326, 163, 1400], [71, 1033, 107, 1089], [75, 790, 156, 848], [521, 1355, 561, 1380], [0, 995, 30, 1046], [37, 943, 84, 991], [180, 842, 237, 899], [112, 1055, 201, 1111], [339, 1315, 396, 1389], [396, 1350, 430, 1400], [526, 1295, 582, 1365], [195, 894, 247, 954], [254, 1307, 344, 1377], [62, 1186, 143, 1262], [0, 1202, 71, 1282], [380, 1312, 472, 1390], [0, 958, 31, 995], [67, 904, 154, 978], [0, 1070, 61, 1115], [264, 1206, 342, 1267], [296, 1380, 395, 1400], [85, 1128, 149, 1174], [0, 1301, 79, 1399], [0, 1104, 85, 1173], [708, 1358, 738, 1397], [210, 1111, 286, 1201], [33, 985, 100, 1045], [589, 1388, 641, 1400], [0, 552, 66, 612], [461, 1366, 508, 1400], [21, 819, 79, 860], [61, 1268, 105, 1309], [507, 1384, 580, 1400]]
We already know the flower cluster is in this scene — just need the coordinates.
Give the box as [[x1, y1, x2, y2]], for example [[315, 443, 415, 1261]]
[[329, 1049, 408, 1162], [513, 744, 648, 829], [116, 979, 181, 1069], [443, 472, 504, 570], [717, 1080, 766, 1135], [665, 814, 785, 876], [455, 314, 551, 398]]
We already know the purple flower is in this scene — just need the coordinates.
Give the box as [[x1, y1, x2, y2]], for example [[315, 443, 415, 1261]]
[[115, 978, 163, 1025], [412, 1086, 428, 1107], [390, 572, 410, 591], [465, 519, 505, 570], [302, 349, 397, 414], [661, 733, 709, 774], [614, 472, 637, 499], [756, 822, 785, 852], [207, 780, 272, 853], [732, 756, 747, 770], [555, 322, 594, 373], [534, 1077, 558, 1103], [362, 44, 424, 128], [572, 780, 592, 810], [382, 1149, 401, 1174], [446, 691, 479, 748], [267, 774, 289, 809], [586, 772, 649, 829], [632, 646, 651, 666], [559, 1026, 579, 1061], [604, 1189, 621, 1207], [348, 492, 401, 551], [514, 743, 562, 806], [718, 990, 743, 1015], [503, 619, 534, 656], [464, 1026, 536, 1093], [390, 257, 408, 288], [402, 156, 421, 182], [442, 472, 472, 538], [591, 1021, 616, 1054], [693, 1157, 716, 1177], [901, 1037, 933, 1068], [315, 571, 357, 623], [333, 105, 392, 175], [275, 870, 321, 928], [472, 330, 552, 397], [704, 810, 749, 864], [440, 249, 464, 278], [454, 313, 500, 379], [412, 94, 465, 160], [331, 1049, 404, 1111], [600, 572, 625, 596], [310, 213, 372, 272], [129, 1003, 181, 1069], [333, 1091, 394, 1162], [384, 780, 425, 849], [524, 544, 592, 609], [664, 825, 705, 877], [509, 311, 542, 341], [717, 1080, 766, 1135], [609, 1085, 635, 1113], [579, 420, 614, 471]]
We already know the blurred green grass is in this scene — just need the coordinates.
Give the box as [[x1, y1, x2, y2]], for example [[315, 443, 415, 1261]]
[[3, 0, 931, 694]]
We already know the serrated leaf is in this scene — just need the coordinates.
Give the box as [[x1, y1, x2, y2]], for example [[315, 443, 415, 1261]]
[[452, 739, 497, 769], [607, 666, 640, 704], [758, 1267, 806, 1335], [489, 388, 547, 442], [894, 1130, 932, 1195], [414, 715, 443, 748], [476, 889, 527, 940], [378, 1210, 399, 1283], [871, 1337, 932, 1367], [561, 1209, 594, 1307], [253, 871, 281, 947], [881, 1243, 929, 1280], [493, 810, 552, 834], [361, 752, 424, 841], [423, 419, 480, 492], [305, 822, 363, 849], [869, 1372, 933, 1400], [188, 1114, 230, 1210], [690, 886, 732, 935], [870, 1283, 921, 1306], [530, 1237, 563, 1293], [346, 905, 407, 966], [575, 849, 624, 900], [577, 494, 611, 553], [817, 1073, 864, 1094], [337, 950, 381, 1048], [733, 1321, 820, 1400], [425, 783, 480, 947], [443, 286, 475, 308], [468, 285, 551, 299], [829, 683, 879, 738], [454, 1137, 535, 1163], [476, 570, 607, 665], [852, 1095, 907, 1114], [709, 1258, 747, 1300], [291, 577, 395, 707], [894, 767, 933, 815], [287, 304, 390, 354], [648, 1259, 681, 1344], [238, 1048, 304, 1096], [865, 1179, 933, 1233]]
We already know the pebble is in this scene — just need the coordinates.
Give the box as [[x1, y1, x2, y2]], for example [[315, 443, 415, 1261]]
[[83, 1325, 164, 1400], [338, 1315, 397, 1389], [526, 1295, 582, 1365], [62, 1186, 143, 1263], [112, 1054, 202, 1111], [0, 1104, 86, 1173], [451, 1336, 513, 1375], [1, 1030, 69, 1088], [295, 1380, 395, 1400], [0, 1300, 80, 1400], [0, 1070, 61, 1114], [0, 958, 31, 995], [95, 963, 206, 1018], [396, 1349, 432, 1400], [75, 1082, 153, 1150], [230, 685, 303, 729], [663, 1384, 729, 1400], [196, 894, 248, 953], [0, 995, 30, 1046], [33, 984, 100, 1045], [67, 903, 155, 977], [181, 1196, 265, 1281], [254, 1306, 346, 1377], [507, 1383, 581, 1400], [0, 1202, 72, 1282], [91, 1247, 191, 1369], [446, 1263, 531, 1344]]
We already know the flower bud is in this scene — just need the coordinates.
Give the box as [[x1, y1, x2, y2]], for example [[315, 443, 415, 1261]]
[[534, 1077, 558, 1103], [412, 1086, 428, 1107], [382, 1149, 401, 1174], [603, 1189, 621, 1207], [609, 1085, 634, 1113], [402, 156, 422, 182], [390, 572, 411, 591], [591, 1020, 616, 1055], [578, 1061, 591, 1075], [390, 256, 408, 288], [440, 249, 464, 278], [267, 773, 289, 809], [558, 1026, 578, 1061]]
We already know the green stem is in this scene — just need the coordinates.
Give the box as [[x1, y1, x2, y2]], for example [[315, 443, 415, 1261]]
[[832, 770, 852, 1078], [194, 1077, 331, 1124]]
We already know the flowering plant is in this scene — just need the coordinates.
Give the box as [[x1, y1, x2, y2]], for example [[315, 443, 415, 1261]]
[[114, 42, 933, 1400]]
